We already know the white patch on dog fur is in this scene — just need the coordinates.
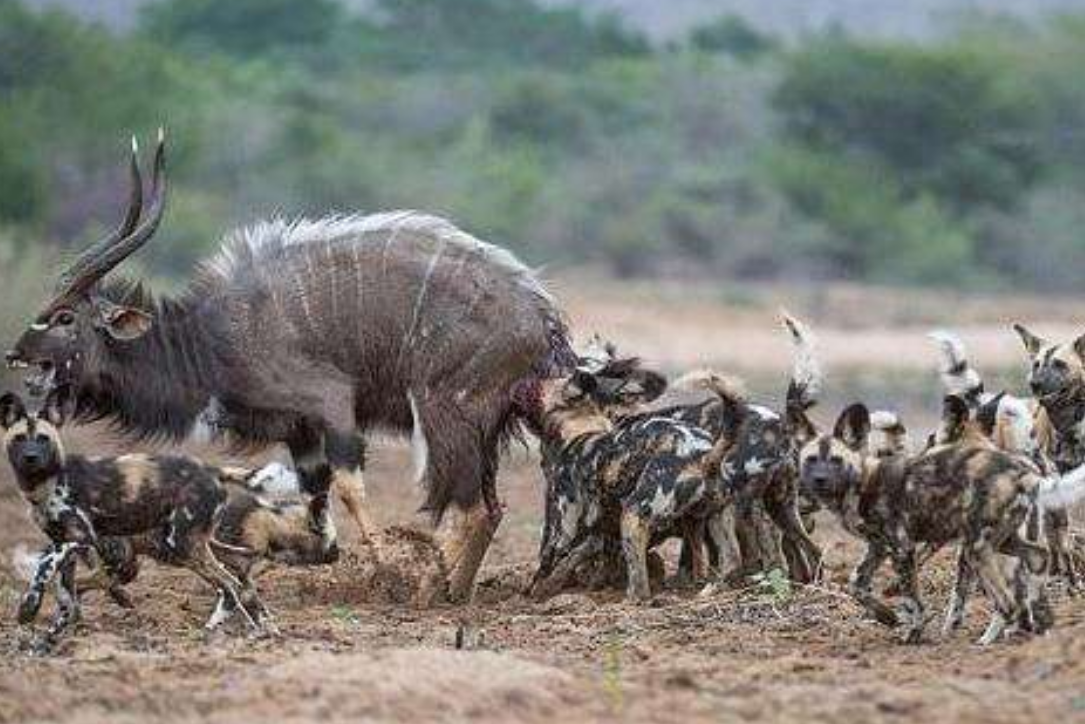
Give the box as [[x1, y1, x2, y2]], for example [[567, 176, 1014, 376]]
[[749, 405, 779, 421], [247, 462, 301, 497]]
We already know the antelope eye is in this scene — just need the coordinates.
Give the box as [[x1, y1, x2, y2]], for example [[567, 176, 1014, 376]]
[[53, 310, 75, 327]]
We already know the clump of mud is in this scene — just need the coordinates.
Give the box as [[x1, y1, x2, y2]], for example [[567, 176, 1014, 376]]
[[314, 526, 448, 608]]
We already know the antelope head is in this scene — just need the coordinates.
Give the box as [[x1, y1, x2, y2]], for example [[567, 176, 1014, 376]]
[[5, 131, 168, 396]]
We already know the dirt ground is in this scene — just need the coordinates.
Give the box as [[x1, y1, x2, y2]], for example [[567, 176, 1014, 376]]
[[1, 281, 1084, 724]]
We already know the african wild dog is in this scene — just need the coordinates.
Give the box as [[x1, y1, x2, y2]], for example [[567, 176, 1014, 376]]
[[799, 396, 1085, 644], [530, 358, 752, 600], [0, 390, 273, 651], [601, 314, 824, 584], [71, 464, 340, 631], [931, 330, 1079, 585]]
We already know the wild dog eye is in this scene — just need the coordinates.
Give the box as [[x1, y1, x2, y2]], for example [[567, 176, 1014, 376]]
[[12, 433, 26, 443], [52, 310, 75, 327], [829, 455, 843, 465], [1053, 359, 1069, 371]]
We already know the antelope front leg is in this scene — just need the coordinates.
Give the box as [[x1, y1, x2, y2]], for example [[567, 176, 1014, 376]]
[[325, 432, 376, 547], [442, 500, 503, 603]]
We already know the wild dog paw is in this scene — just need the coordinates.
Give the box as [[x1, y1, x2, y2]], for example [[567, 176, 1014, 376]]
[[16, 592, 43, 625]]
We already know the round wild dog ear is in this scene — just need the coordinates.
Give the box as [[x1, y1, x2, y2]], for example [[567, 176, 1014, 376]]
[[567, 370, 598, 398], [939, 395, 971, 440], [93, 298, 153, 341], [1012, 323, 1045, 358], [40, 386, 75, 427], [0, 392, 26, 429], [833, 403, 870, 451], [619, 369, 667, 404], [1074, 331, 1085, 360]]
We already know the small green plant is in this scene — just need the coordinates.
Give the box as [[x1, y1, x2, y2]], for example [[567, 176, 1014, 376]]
[[329, 605, 360, 626], [601, 631, 624, 713], [751, 567, 793, 605]]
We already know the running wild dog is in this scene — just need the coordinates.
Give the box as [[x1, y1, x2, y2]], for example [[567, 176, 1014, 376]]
[[74, 465, 340, 630], [930, 330, 1079, 585], [799, 396, 1085, 644], [4, 132, 574, 603], [0, 391, 278, 650]]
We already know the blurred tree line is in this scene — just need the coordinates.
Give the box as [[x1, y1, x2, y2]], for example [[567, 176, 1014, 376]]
[[2, 0, 1085, 293]]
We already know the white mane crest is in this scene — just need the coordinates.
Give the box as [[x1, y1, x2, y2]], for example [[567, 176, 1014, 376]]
[[208, 210, 553, 303]]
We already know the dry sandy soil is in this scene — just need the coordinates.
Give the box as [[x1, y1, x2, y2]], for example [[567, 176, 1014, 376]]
[[1, 280, 1083, 724]]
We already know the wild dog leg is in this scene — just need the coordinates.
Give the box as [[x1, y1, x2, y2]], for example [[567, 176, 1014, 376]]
[[1043, 508, 1078, 588], [888, 542, 924, 644], [942, 548, 975, 636], [968, 541, 1020, 646], [765, 495, 821, 583], [28, 547, 83, 653], [621, 510, 653, 601], [683, 519, 708, 583], [185, 541, 267, 634], [848, 543, 899, 627], [705, 505, 743, 588]]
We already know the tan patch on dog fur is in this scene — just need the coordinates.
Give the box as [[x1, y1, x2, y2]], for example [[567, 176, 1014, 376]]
[[114, 454, 160, 502]]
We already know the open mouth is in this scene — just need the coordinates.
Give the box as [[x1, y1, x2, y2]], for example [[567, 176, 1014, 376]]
[[24, 362, 57, 398]]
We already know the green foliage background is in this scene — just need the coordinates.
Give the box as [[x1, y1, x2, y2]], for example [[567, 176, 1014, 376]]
[[2, 0, 1085, 300]]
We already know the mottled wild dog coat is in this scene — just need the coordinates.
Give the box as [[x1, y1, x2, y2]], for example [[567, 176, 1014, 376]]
[[86, 465, 340, 629], [0, 390, 271, 651], [531, 357, 748, 600], [799, 397, 1085, 644], [4, 133, 573, 602], [931, 330, 1078, 585]]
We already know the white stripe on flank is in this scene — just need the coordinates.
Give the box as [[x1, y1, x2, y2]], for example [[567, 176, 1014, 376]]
[[408, 391, 429, 484]]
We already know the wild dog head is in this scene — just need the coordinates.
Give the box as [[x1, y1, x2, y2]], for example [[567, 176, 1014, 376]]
[[6, 135, 166, 397], [537, 349, 666, 442], [1, 388, 72, 491], [1013, 324, 1085, 407], [798, 403, 870, 506]]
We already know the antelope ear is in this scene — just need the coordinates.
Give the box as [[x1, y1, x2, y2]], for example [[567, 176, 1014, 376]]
[[0, 392, 26, 429], [95, 301, 153, 341], [833, 403, 870, 451], [40, 386, 75, 428], [1013, 323, 1045, 358]]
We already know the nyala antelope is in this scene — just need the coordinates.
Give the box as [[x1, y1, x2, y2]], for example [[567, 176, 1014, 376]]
[[4, 132, 574, 603], [799, 396, 1085, 644], [0, 390, 300, 650]]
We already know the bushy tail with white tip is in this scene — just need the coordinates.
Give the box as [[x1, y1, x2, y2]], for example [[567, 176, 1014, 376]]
[[928, 330, 984, 404]]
